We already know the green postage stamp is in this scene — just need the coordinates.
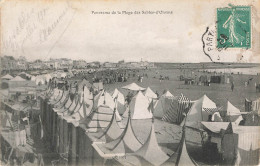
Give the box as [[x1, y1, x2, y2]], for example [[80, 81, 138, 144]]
[[217, 6, 251, 49]]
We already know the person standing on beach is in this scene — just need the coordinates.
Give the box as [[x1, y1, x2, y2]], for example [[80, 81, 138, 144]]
[[231, 82, 234, 91]]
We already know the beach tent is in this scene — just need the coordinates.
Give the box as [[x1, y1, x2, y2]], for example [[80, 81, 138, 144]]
[[143, 87, 157, 100], [244, 111, 259, 126], [35, 76, 45, 85], [252, 98, 260, 114], [162, 94, 193, 124], [65, 88, 93, 124], [2, 74, 13, 80], [44, 74, 52, 82], [135, 120, 169, 166], [201, 121, 259, 165], [165, 127, 198, 166], [93, 82, 104, 91], [49, 89, 64, 105], [18, 72, 32, 80], [60, 72, 67, 78], [112, 88, 125, 115], [123, 91, 153, 119], [65, 100, 86, 124], [153, 94, 173, 119], [9, 76, 36, 88], [161, 90, 174, 98], [234, 127, 259, 165], [92, 110, 124, 143], [94, 91, 121, 121], [62, 93, 80, 116], [122, 82, 145, 91], [10, 76, 26, 82], [30, 76, 36, 81], [78, 79, 92, 90], [102, 111, 142, 154], [221, 123, 238, 165], [226, 101, 243, 123], [83, 85, 94, 111], [54, 91, 69, 107], [84, 105, 115, 132], [184, 95, 217, 129]]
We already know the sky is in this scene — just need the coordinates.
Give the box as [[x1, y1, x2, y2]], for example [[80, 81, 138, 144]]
[[1, 0, 260, 63]]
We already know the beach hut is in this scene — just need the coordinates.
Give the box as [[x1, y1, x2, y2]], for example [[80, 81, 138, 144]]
[[134, 120, 169, 166], [111, 88, 125, 115], [201, 122, 260, 165], [184, 95, 217, 129], [123, 91, 152, 120], [122, 82, 145, 91], [234, 127, 259, 165]]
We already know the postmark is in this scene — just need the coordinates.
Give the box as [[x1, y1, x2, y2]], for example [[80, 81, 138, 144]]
[[217, 5, 251, 49]]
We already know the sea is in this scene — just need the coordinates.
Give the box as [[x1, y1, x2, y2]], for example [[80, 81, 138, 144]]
[[204, 66, 260, 75]]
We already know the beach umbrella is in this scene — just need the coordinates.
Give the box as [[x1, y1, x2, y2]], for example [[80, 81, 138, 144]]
[[121, 82, 145, 91]]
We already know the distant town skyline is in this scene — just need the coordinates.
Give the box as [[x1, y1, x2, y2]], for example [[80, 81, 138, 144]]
[[1, 0, 259, 63]]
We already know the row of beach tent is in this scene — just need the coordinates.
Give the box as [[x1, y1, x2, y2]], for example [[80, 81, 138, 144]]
[[43, 82, 198, 166], [42, 80, 259, 165]]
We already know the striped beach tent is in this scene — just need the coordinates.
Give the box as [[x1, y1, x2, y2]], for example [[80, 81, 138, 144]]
[[162, 94, 193, 124]]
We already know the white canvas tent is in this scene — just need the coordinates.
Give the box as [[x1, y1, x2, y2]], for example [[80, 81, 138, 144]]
[[226, 101, 243, 123], [135, 121, 169, 166], [94, 90, 121, 121], [35, 76, 45, 85], [184, 95, 217, 129], [10, 76, 26, 82], [93, 110, 124, 143], [165, 127, 198, 166], [2, 74, 13, 80], [97, 111, 143, 156], [123, 91, 153, 119], [112, 88, 125, 115], [143, 87, 157, 100], [161, 90, 174, 98], [122, 82, 145, 91], [84, 106, 115, 132], [153, 95, 173, 119]]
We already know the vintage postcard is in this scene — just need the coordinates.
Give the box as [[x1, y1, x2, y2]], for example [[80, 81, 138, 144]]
[[0, 0, 259, 165]]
